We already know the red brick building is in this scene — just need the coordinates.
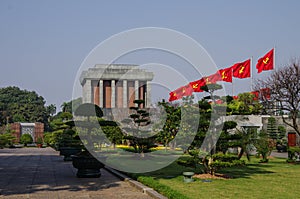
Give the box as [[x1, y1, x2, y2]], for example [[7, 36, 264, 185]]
[[11, 122, 44, 143]]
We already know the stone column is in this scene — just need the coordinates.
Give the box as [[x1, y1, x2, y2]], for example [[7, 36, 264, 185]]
[[135, 80, 139, 106], [111, 80, 115, 108], [99, 80, 103, 108], [146, 81, 151, 108], [93, 81, 99, 106], [123, 80, 127, 108], [82, 79, 92, 103]]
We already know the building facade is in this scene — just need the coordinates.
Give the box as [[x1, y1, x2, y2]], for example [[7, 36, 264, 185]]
[[80, 64, 154, 109]]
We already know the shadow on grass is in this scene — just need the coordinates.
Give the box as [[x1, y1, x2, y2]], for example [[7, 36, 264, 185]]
[[219, 164, 274, 179], [131, 156, 276, 180]]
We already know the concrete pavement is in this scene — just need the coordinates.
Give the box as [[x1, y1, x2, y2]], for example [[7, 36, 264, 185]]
[[0, 147, 154, 199]]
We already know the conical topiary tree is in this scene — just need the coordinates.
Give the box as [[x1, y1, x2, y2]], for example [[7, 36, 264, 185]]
[[74, 103, 103, 121], [121, 99, 156, 157], [267, 117, 278, 141]]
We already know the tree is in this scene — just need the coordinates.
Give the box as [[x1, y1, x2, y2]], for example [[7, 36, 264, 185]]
[[267, 117, 278, 140], [216, 121, 238, 154], [74, 103, 103, 121], [46, 104, 57, 117], [235, 127, 258, 161], [61, 97, 82, 113], [121, 100, 156, 157], [155, 100, 181, 150], [0, 133, 16, 148], [228, 92, 262, 115], [256, 60, 300, 137], [0, 86, 49, 125], [255, 130, 276, 163]]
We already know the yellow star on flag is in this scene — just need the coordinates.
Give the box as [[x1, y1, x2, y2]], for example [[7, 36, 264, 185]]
[[239, 66, 245, 74], [263, 57, 269, 64]]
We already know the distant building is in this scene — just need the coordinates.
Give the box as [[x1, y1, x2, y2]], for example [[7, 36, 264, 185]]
[[80, 64, 154, 109]]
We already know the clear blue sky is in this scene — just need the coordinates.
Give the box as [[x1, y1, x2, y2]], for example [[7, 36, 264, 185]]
[[1, 0, 300, 110]]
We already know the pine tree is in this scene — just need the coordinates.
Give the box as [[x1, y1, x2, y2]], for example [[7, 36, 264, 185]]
[[267, 117, 278, 140]]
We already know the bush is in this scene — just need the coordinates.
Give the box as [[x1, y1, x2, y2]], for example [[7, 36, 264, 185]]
[[20, 134, 33, 146], [0, 133, 16, 148], [43, 132, 53, 146], [287, 146, 300, 162], [209, 153, 245, 174]]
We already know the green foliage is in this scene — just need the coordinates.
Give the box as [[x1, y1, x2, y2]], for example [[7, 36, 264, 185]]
[[200, 83, 222, 93], [277, 125, 286, 140], [267, 117, 278, 140], [20, 134, 33, 146], [210, 158, 245, 170], [233, 127, 258, 161], [155, 100, 181, 150], [177, 149, 201, 169], [0, 86, 49, 125], [228, 92, 262, 115], [216, 121, 238, 153], [133, 157, 300, 199], [121, 100, 156, 156], [74, 103, 103, 119], [137, 176, 190, 199], [60, 97, 82, 113], [255, 131, 276, 163], [43, 132, 53, 146], [287, 146, 300, 162], [46, 104, 56, 117], [36, 137, 43, 144], [0, 133, 16, 148]]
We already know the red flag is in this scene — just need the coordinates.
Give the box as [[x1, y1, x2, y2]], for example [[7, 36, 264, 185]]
[[204, 72, 222, 84], [218, 67, 233, 82], [189, 78, 206, 92], [260, 88, 271, 100], [181, 84, 193, 97], [250, 91, 259, 101], [169, 91, 179, 102], [232, 59, 251, 79], [215, 99, 223, 104], [168, 84, 193, 101], [256, 49, 274, 73]]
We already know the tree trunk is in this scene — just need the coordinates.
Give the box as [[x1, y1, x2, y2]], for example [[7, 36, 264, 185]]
[[238, 147, 244, 160]]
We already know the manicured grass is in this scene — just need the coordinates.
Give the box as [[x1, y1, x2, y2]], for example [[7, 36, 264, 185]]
[[132, 156, 300, 199]]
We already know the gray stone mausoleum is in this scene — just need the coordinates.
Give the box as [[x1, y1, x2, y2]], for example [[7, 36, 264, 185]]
[[80, 64, 154, 109]]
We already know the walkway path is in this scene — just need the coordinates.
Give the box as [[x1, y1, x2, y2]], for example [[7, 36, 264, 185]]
[[0, 147, 152, 199]]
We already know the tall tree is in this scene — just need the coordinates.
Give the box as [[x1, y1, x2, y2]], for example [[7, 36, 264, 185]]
[[121, 100, 155, 157], [256, 60, 300, 136], [0, 86, 48, 125], [60, 97, 82, 113], [267, 117, 278, 140]]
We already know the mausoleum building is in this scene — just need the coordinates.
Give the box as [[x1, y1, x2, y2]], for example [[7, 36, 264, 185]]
[[80, 64, 154, 109]]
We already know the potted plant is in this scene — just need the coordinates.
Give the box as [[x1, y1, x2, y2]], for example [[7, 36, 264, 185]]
[[71, 103, 107, 178], [58, 129, 83, 161], [36, 137, 43, 148], [71, 149, 107, 178]]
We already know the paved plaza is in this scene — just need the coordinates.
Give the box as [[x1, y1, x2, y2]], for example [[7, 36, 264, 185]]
[[0, 147, 152, 199]]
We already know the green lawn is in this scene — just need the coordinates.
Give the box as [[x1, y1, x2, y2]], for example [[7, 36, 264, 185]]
[[131, 156, 300, 199]]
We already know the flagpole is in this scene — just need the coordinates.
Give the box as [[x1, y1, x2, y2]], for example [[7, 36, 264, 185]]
[[273, 46, 276, 70], [273, 45, 277, 115], [250, 56, 253, 91], [231, 68, 234, 96]]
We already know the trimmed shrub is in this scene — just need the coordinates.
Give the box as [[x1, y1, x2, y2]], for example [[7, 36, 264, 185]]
[[20, 134, 33, 146]]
